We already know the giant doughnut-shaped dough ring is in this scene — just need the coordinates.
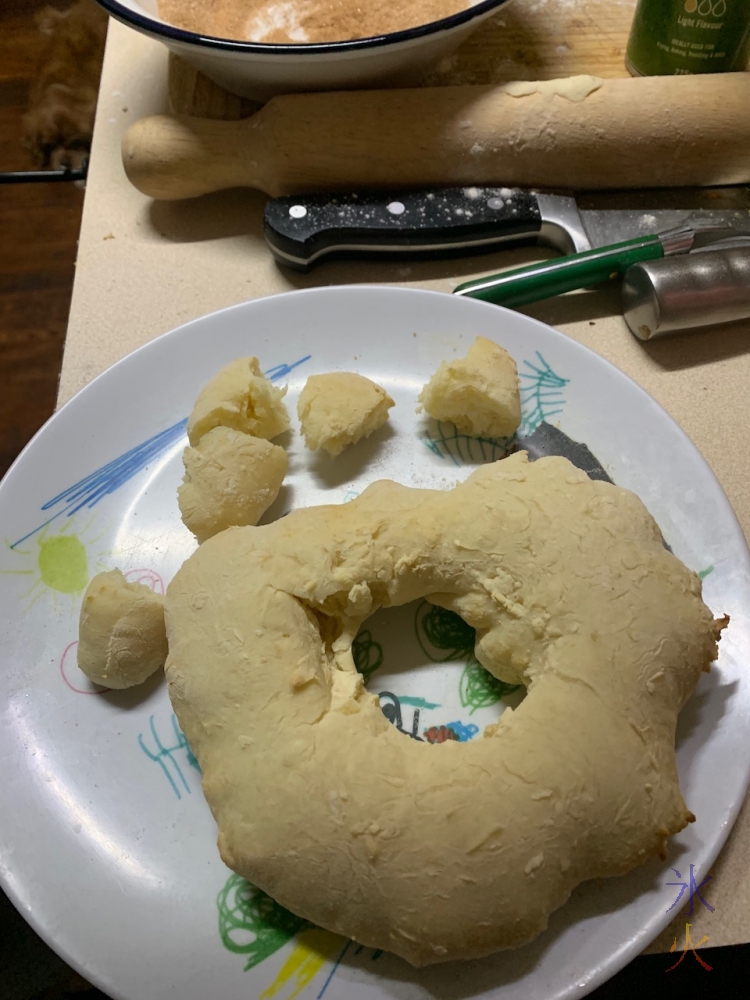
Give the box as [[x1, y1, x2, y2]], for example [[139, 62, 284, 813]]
[[165, 452, 722, 967]]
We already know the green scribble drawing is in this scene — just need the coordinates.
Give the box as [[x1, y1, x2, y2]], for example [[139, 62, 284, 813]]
[[217, 874, 308, 971], [698, 565, 715, 580], [460, 657, 520, 714], [415, 601, 520, 712], [422, 420, 514, 467], [352, 628, 383, 682], [519, 352, 570, 437], [415, 602, 474, 661]]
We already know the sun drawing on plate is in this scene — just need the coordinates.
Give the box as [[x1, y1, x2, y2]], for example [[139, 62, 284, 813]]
[[1, 514, 109, 611]]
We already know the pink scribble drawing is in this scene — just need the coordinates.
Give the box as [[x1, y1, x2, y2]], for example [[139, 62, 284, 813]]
[[123, 568, 164, 594], [59, 639, 111, 695]]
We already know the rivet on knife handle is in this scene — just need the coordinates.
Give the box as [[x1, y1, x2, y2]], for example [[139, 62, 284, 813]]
[[454, 228, 695, 308]]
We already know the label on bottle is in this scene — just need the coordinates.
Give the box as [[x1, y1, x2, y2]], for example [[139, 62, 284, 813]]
[[626, 0, 750, 75]]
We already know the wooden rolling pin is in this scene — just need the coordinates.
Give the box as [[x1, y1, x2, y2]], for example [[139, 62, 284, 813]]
[[122, 73, 750, 200]]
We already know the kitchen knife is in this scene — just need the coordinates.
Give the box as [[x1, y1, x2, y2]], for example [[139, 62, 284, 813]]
[[264, 185, 750, 272]]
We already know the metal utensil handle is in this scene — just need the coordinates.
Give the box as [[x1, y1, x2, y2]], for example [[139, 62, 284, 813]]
[[622, 248, 750, 340]]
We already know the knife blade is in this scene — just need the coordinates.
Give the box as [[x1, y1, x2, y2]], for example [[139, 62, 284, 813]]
[[263, 185, 750, 272]]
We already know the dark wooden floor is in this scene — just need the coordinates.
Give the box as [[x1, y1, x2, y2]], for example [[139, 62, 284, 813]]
[[1, 5, 108, 997], [0, 0, 85, 479]]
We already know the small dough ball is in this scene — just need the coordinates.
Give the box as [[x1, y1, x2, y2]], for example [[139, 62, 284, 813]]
[[187, 356, 290, 446], [419, 336, 521, 438], [178, 426, 288, 543], [78, 569, 167, 689], [297, 372, 394, 457]]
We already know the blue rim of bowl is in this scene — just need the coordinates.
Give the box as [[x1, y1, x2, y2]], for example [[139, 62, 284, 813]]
[[95, 0, 508, 55]]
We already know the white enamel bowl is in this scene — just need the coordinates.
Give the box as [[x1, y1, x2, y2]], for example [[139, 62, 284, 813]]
[[96, 0, 508, 100]]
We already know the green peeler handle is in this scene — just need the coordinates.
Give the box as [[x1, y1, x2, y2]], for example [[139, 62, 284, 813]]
[[454, 235, 665, 308]]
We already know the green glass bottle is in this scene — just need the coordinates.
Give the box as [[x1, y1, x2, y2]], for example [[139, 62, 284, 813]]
[[626, 0, 750, 75]]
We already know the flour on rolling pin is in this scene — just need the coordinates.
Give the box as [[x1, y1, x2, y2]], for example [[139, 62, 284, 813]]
[[121, 73, 750, 200], [502, 76, 603, 102]]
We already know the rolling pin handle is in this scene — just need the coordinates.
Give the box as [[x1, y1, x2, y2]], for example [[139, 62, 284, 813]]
[[121, 114, 267, 199]]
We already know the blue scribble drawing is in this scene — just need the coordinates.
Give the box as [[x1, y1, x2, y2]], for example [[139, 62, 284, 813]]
[[138, 713, 200, 800], [265, 358, 311, 382], [342, 488, 360, 503], [11, 356, 311, 549], [316, 940, 383, 999], [394, 695, 441, 710], [519, 352, 570, 437], [316, 940, 352, 1000], [10, 419, 189, 549], [444, 719, 480, 741], [421, 420, 514, 467]]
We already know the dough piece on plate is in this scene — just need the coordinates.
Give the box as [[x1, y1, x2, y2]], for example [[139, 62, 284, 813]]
[[178, 426, 288, 543], [165, 452, 724, 966], [78, 569, 167, 688], [419, 336, 521, 438], [297, 372, 394, 457], [187, 356, 290, 446]]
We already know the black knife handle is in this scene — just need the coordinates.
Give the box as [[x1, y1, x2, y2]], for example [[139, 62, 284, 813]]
[[263, 187, 543, 272]]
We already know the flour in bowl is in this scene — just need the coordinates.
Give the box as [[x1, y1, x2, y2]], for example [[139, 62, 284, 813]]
[[158, 0, 476, 44]]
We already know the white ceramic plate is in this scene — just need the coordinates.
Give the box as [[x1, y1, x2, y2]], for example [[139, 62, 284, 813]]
[[1, 287, 748, 1000]]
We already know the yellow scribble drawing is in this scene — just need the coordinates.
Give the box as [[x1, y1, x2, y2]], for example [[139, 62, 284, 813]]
[[259, 927, 344, 1000], [2, 514, 109, 611]]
